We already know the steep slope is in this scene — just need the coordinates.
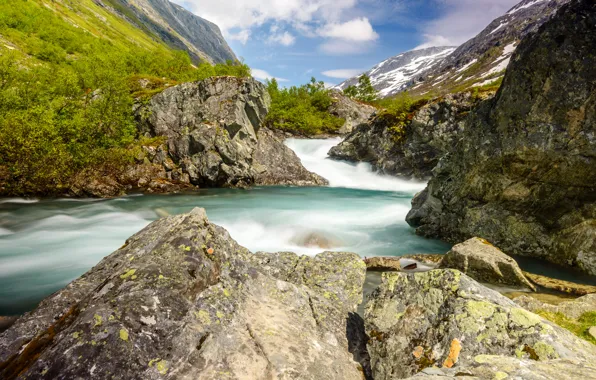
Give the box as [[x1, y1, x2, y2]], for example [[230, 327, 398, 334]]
[[409, 0, 570, 95], [407, 0, 596, 274], [98, 0, 236, 64], [335, 46, 455, 98]]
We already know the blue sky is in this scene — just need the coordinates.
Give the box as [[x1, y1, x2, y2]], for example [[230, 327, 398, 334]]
[[173, 0, 520, 87]]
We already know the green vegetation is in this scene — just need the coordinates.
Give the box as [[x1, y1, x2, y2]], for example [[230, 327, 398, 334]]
[[343, 74, 379, 103], [0, 0, 249, 195], [265, 78, 345, 136], [536, 310, 596, 345], [374, 93, 430, 142]]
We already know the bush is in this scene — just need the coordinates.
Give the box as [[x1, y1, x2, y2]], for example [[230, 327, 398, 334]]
[[265, 78, 345, 136], [374, 93, 430, 142], [343, 74, 378, 103]]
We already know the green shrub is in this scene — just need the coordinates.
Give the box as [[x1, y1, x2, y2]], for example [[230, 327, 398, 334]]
[[343, 74, 378, 103], [374, 93, 429, 142], [265, 77, 345, 136]]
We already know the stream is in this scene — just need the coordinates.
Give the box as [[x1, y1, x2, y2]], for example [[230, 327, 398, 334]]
[[0, 138, 453, 315]]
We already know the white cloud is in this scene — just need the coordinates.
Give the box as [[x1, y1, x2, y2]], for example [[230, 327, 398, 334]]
[[417, 0, 520, 47], [318, 17, 378, 42], [322, 69, 364, 79], [268, 31, 296, 46], [319, 40, 373, 55], [227, 29, 251, 45], [172, 0, 380, 55], [251, 68, 289, 82]]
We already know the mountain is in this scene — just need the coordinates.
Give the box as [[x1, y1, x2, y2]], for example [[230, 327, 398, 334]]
[[336, 0, 570, 98], [97, 0, 236, 64], [408, 0, 570, 96], [335, 46, 456, 98]]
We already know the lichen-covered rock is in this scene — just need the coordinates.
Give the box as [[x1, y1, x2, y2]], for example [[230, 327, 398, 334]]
[[0, 208, 365, 379], [439, 237, 535, 291], [136, 76, 326, 188], [328, 91, 376, 134], [365, 269, 596, 380], [407, 0, 596, 275], [329, 92, 491, 179], [515, 293, 596, 320]]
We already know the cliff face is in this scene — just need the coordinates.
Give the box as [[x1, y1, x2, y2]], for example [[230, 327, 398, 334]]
[[329, 92, 493, 180], [407, 0, 596, 274], [97, 0, 237, 64]]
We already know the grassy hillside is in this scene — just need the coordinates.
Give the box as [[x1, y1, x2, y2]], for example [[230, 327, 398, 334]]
[[0, 0, 249, 195]]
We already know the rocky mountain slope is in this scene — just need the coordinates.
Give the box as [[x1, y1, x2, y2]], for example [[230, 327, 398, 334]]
[[97, 0, 236, 64], [329, 90, 495, 179], [335, 47, 456, 98], [407, 0, 596, 275], [409, 0, 570, 96]]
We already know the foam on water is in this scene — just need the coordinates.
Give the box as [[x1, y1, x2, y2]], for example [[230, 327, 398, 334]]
[[285, 138, 427, 192]]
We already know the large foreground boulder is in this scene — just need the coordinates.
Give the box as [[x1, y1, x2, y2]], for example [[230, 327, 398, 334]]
[[439, 237, 535, 290], [407, 0, 596, 274], [329, 92, 491, 179], [0, 209, 366, 379], [365, 269, 596, 379], [136, 76, 326, 188]]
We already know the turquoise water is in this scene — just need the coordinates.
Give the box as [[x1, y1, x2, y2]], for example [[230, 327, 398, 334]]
[[0, 139, 451, 315]]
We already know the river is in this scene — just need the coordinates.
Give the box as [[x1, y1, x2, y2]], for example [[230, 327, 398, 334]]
[[0, 138, 451, 315]]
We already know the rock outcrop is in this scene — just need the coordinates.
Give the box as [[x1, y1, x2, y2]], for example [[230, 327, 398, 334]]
[[329, 92, 491, 179], [439, 237, 535, 290], [0, 208, 366, 379], [136, 76, 326, 188], [407, 0, 596, 274], [365, 269, 596, 380], [328, 91, 376, 134]]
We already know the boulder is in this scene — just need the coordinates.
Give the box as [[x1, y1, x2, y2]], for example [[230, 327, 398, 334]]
[[328, 91, 376, 134], [365, 269, 596, 380], [136, 76, 326, 188], [439, 237, 535, 290], [522, 271, 596, 296], [329, 92, 491, 179], [407, 0, 596, 275], [364, 255, 442, 272], [0, 208, 366, 379], [515, 293, 596, 320]]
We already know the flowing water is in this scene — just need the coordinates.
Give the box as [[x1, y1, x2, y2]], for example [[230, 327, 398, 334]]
[[0, 138, 453, 315]]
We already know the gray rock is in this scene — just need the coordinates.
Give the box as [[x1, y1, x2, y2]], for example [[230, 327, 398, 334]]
[[407, 0, 596, 275], [590, 327, 596, 341], [137, 76, 326, 188], [328, 91, 376, 134], [365, 269, 596, 380], [515, 293, 596, 320], [439, 237, 535, 291], [0, 208, 365, 379], [330, 92, 489, 179]]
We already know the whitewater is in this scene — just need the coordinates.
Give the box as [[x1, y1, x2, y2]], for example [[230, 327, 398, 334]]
[[0, 139, 449, 314]]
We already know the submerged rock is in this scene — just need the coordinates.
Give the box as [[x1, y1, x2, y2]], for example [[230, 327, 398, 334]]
[[407, 0, 596, 275], [439, 237, 535, 291], [0, 208, 366, 379], [365, 269, 596, 380], [289, 231, 342, 249], [522, 271, 596, 296]]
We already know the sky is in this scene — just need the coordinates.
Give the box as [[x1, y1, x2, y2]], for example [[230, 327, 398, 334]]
[[172, 0, 521, 87]]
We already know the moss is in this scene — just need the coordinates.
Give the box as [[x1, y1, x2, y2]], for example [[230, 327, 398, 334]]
[[94, 314, 103, 327], [119, 328, 129, 342], [494, 371, 509, 380], [536, 310, 596, 345], [466, 300, 497, 319], [195, 310, 212, 325], [120, 269, 137, 279], [533, 341, 558, 360], [155, 360, 168, 375]]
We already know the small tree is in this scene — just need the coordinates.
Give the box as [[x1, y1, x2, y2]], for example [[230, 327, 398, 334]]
[[342, 74, 378, 103]]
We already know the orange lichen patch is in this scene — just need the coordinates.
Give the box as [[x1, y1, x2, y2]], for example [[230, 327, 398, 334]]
[[206, 248, 214, 255], [412, 346, 424, 359], [442, 339, 462, 368]]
